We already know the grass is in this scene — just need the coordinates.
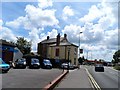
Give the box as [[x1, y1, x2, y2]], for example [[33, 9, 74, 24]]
[[113, 65, 120, 71]]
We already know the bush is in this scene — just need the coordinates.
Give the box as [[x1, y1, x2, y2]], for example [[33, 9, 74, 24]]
[[114, 65, 120, 71]]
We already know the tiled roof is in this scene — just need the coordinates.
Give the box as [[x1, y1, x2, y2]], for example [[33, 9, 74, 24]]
[[40, 36, 78, 47], [49, 41, 78, 47], [41, 37, 64, 44]]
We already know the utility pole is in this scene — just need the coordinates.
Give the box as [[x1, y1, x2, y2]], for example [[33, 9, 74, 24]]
[[79, 32, 82, 58]]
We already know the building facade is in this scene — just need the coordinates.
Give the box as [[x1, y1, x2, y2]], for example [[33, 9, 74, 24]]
[[37, 34, 78, 65]]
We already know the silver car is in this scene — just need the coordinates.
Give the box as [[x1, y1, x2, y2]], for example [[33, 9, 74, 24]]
[[29, 58, 40, 69]]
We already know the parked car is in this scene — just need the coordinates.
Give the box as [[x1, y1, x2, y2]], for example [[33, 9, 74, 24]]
[[0, 58, 10, 73], [95, 64, 104, 72], [61, 63, 75, 70], [29, 58, 40, 69], [42, 59, 52, 69], [13, 58, 26, 69], [61, 63, 68, 69]]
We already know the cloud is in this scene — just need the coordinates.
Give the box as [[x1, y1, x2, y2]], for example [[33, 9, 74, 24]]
[[79, 2, 117, 26], [38, 0, 53, 9], [62, 24, 82, 44], [79, 5, 103, 23], [0, 19, 3, 30], [25, 5, 59, 28], [62, 6, 74, 20], [6, 4, 59, 30], [104, 28, 118, 50], [0, 27, 17, 42], [47, 29, 58, 38], [6, 16, 26, 29]]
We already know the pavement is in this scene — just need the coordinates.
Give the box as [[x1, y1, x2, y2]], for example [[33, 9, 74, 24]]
[[54, 66, 92, 89]]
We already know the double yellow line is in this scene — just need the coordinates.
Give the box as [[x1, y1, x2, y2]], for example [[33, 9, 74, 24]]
[[85, 68, 101, 90]]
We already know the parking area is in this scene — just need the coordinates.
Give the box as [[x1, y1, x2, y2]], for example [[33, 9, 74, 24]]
[[1, 68, 62, 89]]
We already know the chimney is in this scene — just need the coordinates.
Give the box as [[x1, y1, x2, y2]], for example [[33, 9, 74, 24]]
[[47, 36, 49, 40], [56, 33, 60, 46], [64, 34, 67, 39]]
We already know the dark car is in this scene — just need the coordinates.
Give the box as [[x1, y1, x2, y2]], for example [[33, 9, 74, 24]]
[[95, 64, 104, 72], [42, 59, 52, 69], [0, 58, 10, 73], [29, 58, 40, 69], [13, 58, 26, 69]]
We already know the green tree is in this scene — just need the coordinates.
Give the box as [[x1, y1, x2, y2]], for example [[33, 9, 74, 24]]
[[113, 50, 120, 63], [16, 37, 31, 55], [78, 56, 85, 64]]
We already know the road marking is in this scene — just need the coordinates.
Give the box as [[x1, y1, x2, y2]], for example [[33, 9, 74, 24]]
[[85, 68, 101, 90]]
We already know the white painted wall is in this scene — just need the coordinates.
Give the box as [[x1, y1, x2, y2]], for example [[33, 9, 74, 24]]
[[13, 47, 23, 62]]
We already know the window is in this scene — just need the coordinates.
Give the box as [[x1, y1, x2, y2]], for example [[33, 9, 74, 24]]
[[74, 58, 76, 65], [55, 48, 59, 56], [74, 48, 77, 55]]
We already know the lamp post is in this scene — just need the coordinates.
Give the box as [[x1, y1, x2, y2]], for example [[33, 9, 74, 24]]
[[79, 32, 82, 58], [68, 47, 70, 73]]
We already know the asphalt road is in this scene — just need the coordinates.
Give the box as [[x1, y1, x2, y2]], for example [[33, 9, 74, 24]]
[[1, 68, 62, 89], [86, 65, 119, 89]]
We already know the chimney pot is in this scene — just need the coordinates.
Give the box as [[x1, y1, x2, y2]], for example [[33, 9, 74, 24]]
[[47, 36, 49, 40], [64, 34, 67, 39], [56, 33, 60, 46]]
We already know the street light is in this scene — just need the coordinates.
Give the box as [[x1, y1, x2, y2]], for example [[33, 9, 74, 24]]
[[67, 47, 70, 73], [79, 32, 82, 58]]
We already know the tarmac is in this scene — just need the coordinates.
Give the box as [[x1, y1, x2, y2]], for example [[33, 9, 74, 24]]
[[54, 65, 93, 89]]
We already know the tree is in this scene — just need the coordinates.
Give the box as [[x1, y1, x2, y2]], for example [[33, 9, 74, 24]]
[[78, 56, 85, 64], [16, 37, 31, 55], [113, 50, 120, 63]]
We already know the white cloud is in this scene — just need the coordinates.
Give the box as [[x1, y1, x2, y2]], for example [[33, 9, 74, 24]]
[[6, 4, 59, 30], [6, 16, 26, 29], [25, 4, 59, 29], [47, 29, 58, 38], [0, 27, 17, 42], [79, 5, 103, 23], [38, 0, 53, 9], [62, 24, 82, 44], [0, 19, 3, 30], [62, 6, 74, 20], [104, 28, 118, 49]]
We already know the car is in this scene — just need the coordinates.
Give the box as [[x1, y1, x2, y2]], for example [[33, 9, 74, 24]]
[[42, 59, 52, 69], [69, 63, 75, 70], [61, 63, 68, 69], [13, 58, 26, 69], [0, 58, 10, 73], [95, 64, 104, 72], [61, 63, 75, 70], [29, 58, 40, 69]]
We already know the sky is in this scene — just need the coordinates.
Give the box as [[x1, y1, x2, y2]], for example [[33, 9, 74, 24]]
[[0, 0, 119, 61]]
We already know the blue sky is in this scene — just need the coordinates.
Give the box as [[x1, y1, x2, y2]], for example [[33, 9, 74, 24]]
[[1, 0, 119, 61]]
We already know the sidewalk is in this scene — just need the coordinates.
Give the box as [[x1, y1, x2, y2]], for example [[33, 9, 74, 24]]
[[54, 66, 92, 89]]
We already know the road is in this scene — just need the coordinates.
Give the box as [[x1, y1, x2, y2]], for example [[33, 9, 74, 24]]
[[85, 65, 119, 89], [1, 68, 62, 89]]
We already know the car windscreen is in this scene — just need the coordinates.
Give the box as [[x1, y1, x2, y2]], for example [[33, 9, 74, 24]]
[[43, 60, 51, 64], [0, 58, 6, 64], [31, 59, 39, 63]]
